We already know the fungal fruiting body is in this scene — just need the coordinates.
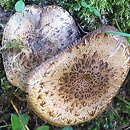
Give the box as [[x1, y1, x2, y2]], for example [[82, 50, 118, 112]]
[[2, 5, 79, 90], [26, 26, 129, 126], [2, 4, 130, 127]]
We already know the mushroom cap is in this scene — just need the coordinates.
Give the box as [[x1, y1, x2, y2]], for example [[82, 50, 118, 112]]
[[26, 26, 130, 126], [2, 5, 79, 90]]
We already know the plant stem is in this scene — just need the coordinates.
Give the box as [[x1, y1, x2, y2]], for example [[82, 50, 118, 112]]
[[0, 124, 11, 128]]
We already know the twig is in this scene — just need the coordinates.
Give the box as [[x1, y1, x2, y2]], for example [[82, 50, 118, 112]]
[[10, 100, 30, 130], [77, 23, 89, 34], [0, 124, 11, 129]]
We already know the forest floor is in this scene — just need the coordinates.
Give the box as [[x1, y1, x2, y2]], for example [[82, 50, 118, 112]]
[[0, 1, 130, 130]]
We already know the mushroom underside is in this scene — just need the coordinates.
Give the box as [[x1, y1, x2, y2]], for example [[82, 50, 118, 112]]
[[26, 26, 130, 126]]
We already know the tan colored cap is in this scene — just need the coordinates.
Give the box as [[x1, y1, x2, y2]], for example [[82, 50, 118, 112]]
[[26, 26, 130, 126]]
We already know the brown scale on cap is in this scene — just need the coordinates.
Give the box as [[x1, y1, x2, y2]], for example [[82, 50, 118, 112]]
[[26, 26, 129, 126], [58, 56, 113, 102]]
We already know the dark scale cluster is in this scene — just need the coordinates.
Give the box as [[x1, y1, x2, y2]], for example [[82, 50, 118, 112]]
[[58, 54, 114, 104]]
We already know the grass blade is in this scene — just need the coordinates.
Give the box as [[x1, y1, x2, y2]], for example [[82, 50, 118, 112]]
[[106, 31, 130, 37]]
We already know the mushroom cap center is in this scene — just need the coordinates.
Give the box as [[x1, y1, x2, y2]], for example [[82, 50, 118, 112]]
[[58, 56, 111, 102]]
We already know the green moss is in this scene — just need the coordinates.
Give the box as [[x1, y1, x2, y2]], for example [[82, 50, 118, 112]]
[[0, 0, 129, 32], [0, 0, 16, 10], [0, 39, 23, 52], [55, 0, 130, 32]]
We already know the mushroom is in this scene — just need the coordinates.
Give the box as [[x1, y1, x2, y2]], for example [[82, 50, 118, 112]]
[[2, 5, 130, 127], [26, 26, 129, 126], [1, 5, 79, 90]]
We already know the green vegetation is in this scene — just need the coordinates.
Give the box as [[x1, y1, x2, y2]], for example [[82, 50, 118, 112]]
[[11, 113, 49, 130], [0, 0, 130, 130], [0, 0, 130, 32], [0, 39, 23, 52], [15, 0, 25, 13], [62, 127, 73, 130], [106, 31, 130, 37], [57, 0, 130, 32], [0, 0, 16, 11]]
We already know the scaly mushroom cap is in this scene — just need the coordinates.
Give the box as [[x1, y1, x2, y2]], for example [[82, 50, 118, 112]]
[[26, 26, 130, 126], [2, 5, 79, 90]]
